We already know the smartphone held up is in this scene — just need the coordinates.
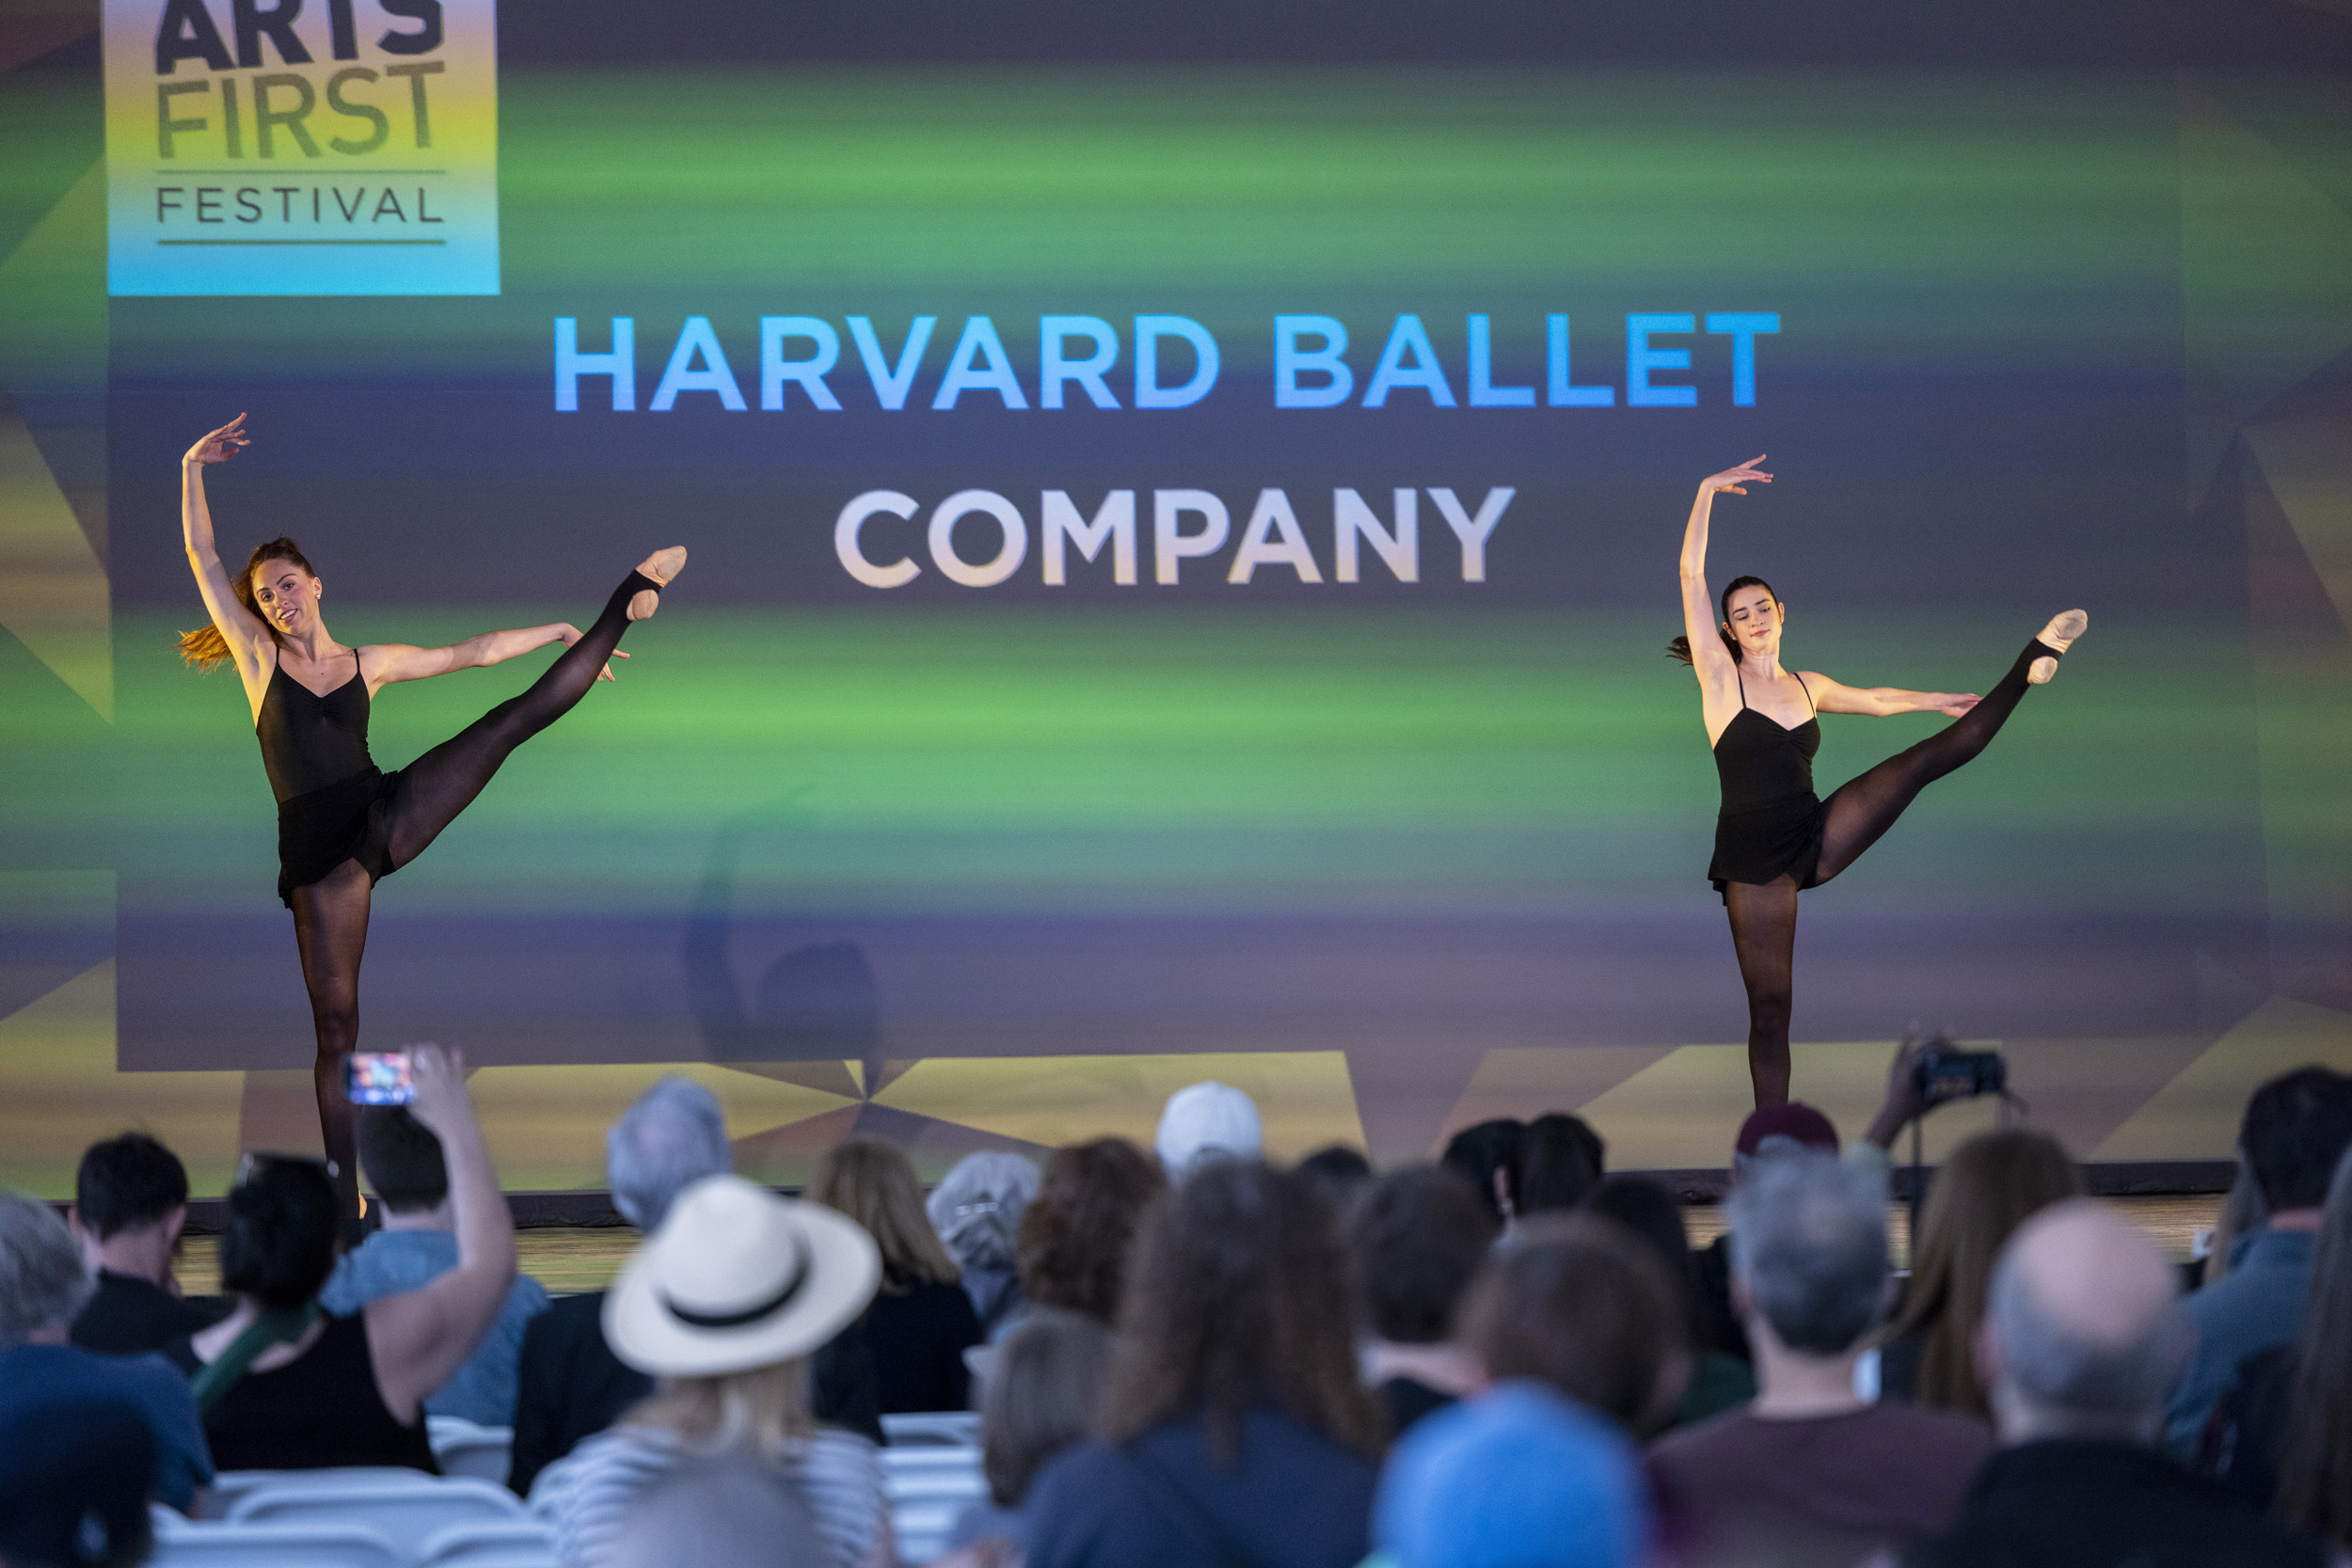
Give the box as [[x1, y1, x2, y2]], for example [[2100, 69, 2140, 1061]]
[[345, 1051, 414, 1105]]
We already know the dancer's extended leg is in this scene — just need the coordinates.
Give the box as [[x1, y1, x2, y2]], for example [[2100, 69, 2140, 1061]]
[[385, 553, 681, 866], [290, 858, 372, 1222], [1725, 875, 1800, 1107], [1813, 613, 2083, 885]]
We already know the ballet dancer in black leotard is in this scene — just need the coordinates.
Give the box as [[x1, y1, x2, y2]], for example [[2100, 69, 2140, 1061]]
[[175, 414, 688, 1222], [1672, 455, 2087, 1107]]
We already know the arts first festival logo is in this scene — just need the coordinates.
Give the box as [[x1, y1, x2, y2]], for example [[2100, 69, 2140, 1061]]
[[103, 0, 497, 294]]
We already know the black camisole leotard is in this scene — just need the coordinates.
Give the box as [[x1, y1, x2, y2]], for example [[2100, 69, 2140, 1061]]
[[256, 649, 403, 907], [1708, 666, 1828, 896]]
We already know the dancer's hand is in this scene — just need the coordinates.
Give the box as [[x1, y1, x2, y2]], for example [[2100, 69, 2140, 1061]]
[[403, 1043, 474, 1137], [183, 414, 248, 467], [1700, 454, 1772, 497], [554, 623, 628, 682], [1925, 692, 1979, 717]]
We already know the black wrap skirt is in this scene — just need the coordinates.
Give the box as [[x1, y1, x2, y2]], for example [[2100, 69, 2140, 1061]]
[[1708, 789, 1826, 900], [277, 766, 404, 907]]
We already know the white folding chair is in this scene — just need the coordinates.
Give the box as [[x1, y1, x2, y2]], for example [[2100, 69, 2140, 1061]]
[[416, 1519, 557, 1568], [148, 1521, 405, 1568], [203, 1467, 426, 1518], [428, 1417, 517, 1484], [882, 1411, 982, 1448], [882, 1446, 986, 1565], [230, 1478, 525, 1557]]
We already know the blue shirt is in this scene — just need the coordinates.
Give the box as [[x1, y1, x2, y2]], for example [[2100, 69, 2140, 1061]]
[[318, 1227, 549, 1428], [0, 1343, 213, 1511], [1025, 1408, 1379, 1568], [2165, 1227, 2315, 1458], [1376, 1381, 1649, 1568]]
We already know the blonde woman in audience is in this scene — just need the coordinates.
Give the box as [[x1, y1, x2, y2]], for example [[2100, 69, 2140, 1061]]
[[814, 1138, 986, 1412], [1876, 1129, 2081, 1416], [532, 1175, 887, 1568]]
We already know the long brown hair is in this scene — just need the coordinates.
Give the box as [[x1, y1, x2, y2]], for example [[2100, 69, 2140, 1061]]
[[177, 536, 311, 671], [1102, 1159, 1384, 1465], [808, 1138, 959, 1293], [1668, 575, 1774, 666], [2277, 1146, 2352, 1547], [1883, 1129, 2082, 1417], [1015, 1137, 1167, 1324]]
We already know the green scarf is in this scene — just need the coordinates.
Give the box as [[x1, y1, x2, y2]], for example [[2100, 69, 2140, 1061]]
[[189, 1301, 325, 1417]]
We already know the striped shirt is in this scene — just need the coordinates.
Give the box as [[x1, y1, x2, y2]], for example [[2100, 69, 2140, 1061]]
[[531, 1424, 885, 1568]]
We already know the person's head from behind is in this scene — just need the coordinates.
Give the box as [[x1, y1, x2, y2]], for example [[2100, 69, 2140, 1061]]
[[2238, 1066, 2352, 1218], [607, 1075, 733, 1233], [980, 1308, 1117, 1509], [607, 1176, 882, 1459], [1978, 1198, 2186, 1446], [1725, 1150, 1888, 1364], [1892, 1128, 2081, 1415], [1352, 1165, 1500, 1348], [71, 1132, 190, 1267], [1729, 1101, 1840, 1182], [1016, 1137, 1166, 1324], [2278, 1146, 2352, 1546], [0, 1194, 96, 1349], [1104, 1159, 1382, 1462], [1441, 1119, 1524, 1224], [1516, 1115, 1605, 1216], [357, 1106, 448, 1217], [0, 1399, 155, 1568], [809, 1138, 959, 1292], [1459, 1213, 1689, 1437], [1154, 1081, 1263, 1182], [1295, 1145, 1375, 1208], [1581, 1177, 1707, 1344], [218, 1155, 339, 1311], [926, 1150, 1038, 1278]]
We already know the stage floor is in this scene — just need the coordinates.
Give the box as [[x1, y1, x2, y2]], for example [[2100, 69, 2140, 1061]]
[[164, 1195, 2223, 1297]]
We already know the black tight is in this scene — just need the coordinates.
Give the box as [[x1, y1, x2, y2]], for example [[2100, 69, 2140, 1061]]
[[1726, 636, 2055, 1106], [293, 571, 652, 1216]]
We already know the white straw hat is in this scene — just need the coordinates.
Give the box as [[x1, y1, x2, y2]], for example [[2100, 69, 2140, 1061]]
[[605, 1175, 881, 1378]]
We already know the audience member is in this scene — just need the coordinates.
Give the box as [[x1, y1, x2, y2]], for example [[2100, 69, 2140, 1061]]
[[1650, 1152, 1993, 1568], [510, 1074, 733, 1494], [1154, 1082, 1263, 1181], [0, 1194, 210, 1513], [2164, 1067, 2352, 1457], [1909, 1200, 2322, 1568], [606, 1451, 826, 1568], [1375, 1219, 1664, 1568], [1459, 1213, 1687, 1436], [1691, 1100, 1840, 1362], [2201, 1144, 2352, 1543], [944, 1308, 1119, 1560], [0, 1399, 155, 1568], [320, 1104, 551, 1427], [1439, 1119, 1523, 1225], [813, 1138, 984, 1414], [1516, 1114, 1605, 1215], [66, 1132, 223, 1355], [1295, 1145, 1375, 1209], [164, 1044, 515, 1473], [2204, 1163, 2269, 1289], [1582, 1176, 1756, 1425], [927, 1151, 1040, 1338], [532, 1176, 887, 1568], [1350, 1165, 1499, 1438], [1014, 1137, 1166, 1325], [1878, 1129, 2081, 1416], [1025, 1161, 1384, 1568]]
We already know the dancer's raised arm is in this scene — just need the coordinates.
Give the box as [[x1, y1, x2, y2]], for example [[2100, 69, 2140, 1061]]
[[179, 415, 270, 683], [1804, 673, 1979, 719], [1677, 453, 1772, 691], [365, 623, 629, 691]]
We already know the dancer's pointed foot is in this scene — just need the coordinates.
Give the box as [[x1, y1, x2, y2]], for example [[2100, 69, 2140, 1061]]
[[2028, 609, 2088, 684], [628, 546, 688, 621]]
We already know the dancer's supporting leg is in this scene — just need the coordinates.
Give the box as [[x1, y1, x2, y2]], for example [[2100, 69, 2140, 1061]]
[[1725, 875, 1800, 1106], [291, 858, 372, 1222], [1813, 610, 2084, 885], [385, 550, 683, 867]]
